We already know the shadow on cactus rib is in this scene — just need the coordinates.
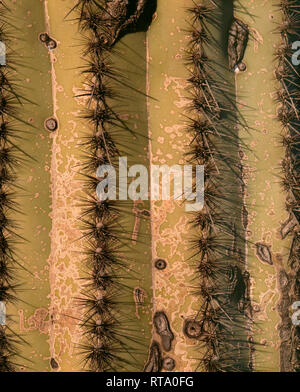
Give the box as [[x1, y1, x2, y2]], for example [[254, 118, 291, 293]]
[[185, 0, 254, 372]]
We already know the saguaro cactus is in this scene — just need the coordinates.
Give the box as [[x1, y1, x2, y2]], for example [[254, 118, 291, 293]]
[[0, 0, 299, 373]]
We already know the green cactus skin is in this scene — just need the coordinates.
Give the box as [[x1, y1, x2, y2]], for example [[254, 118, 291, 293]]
[[2, 0, 53, 372], [235, 0, 294, 372]]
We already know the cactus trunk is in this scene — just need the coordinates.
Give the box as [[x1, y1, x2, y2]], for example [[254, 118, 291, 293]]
[[0, 0, 300, 373]]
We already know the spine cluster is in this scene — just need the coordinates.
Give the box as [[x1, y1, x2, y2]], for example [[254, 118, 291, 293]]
[[72, 0, 142, 372], [186, 1, 252, 372], [0, 1, 25, 372]]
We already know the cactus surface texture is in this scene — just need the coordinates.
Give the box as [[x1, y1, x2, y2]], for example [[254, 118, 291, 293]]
[[0, 0, 299, 373]]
